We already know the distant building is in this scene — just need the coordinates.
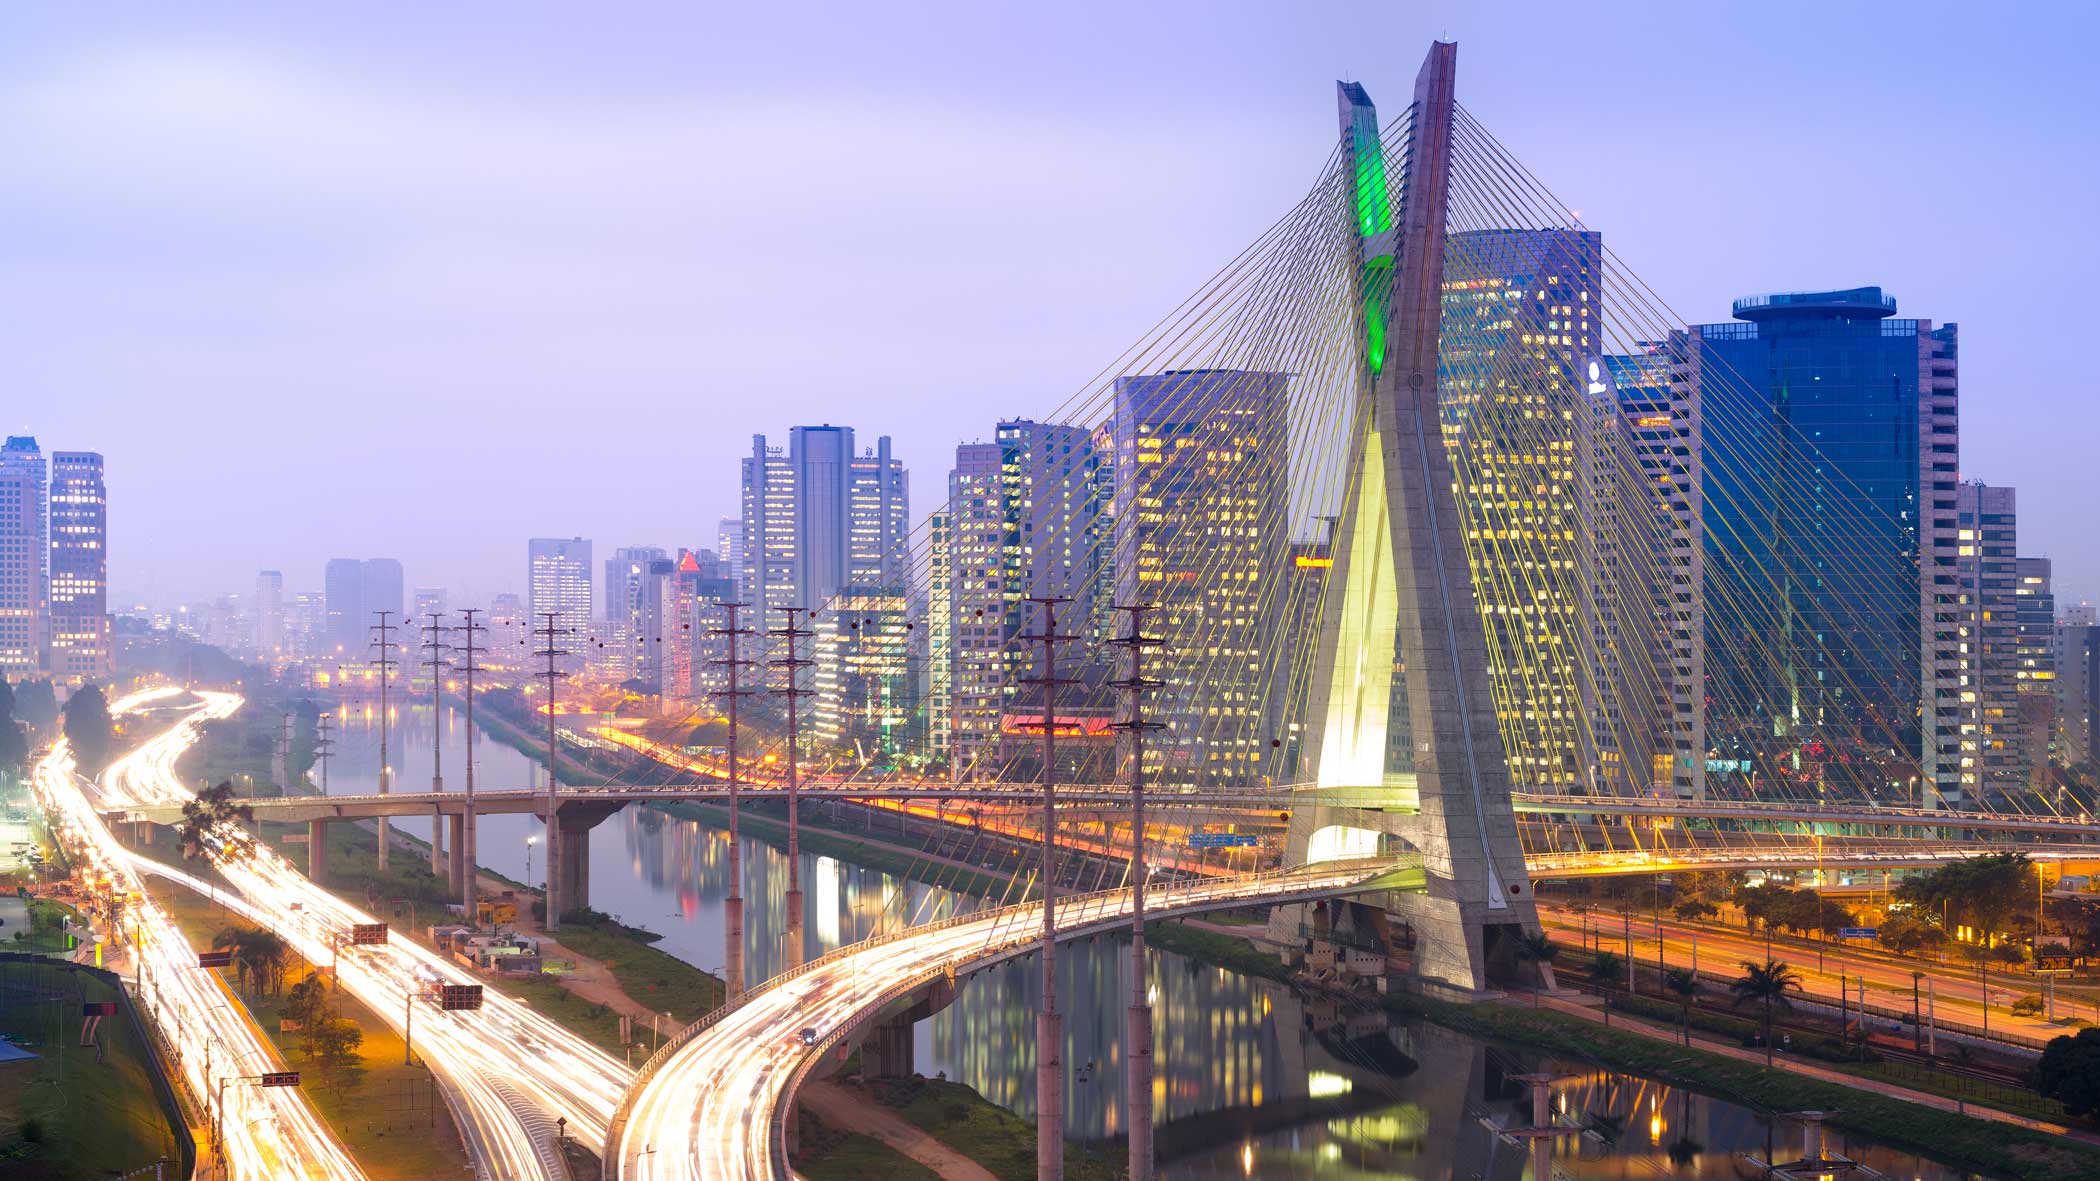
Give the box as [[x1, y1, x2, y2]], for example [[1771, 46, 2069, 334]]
[[361, 559, 404, 622], [0, 438, 45, 677], [1690, 288, 1961, 807], [603, 546, 669, 683], [527, 537, 593, 626], [666, 549, 737, 710], [323, 558, 364, 656], [1953, 482, 2021, 805], [2015, 557, 2056, 791], [256, 570, 286, 660], [1113, 369, 1289, 785], [814, 586, 917, 758], [47, 452, 109, 683], [739, 427, 909, 625], [716, 518, 745, 604]]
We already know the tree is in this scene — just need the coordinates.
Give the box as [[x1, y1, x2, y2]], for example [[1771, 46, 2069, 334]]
[[309, 1017, 366, 1097], [214, 926, 290, 997], [1730, 960, 1801, 1065], [1877, 914, 1946, 956], [178, 781, 255, 867], [1591, 950, 1623, 1026], [13, 680, 57, 730], [213, 927, 257, 994], [0, 680, 25, 779], [1673, 899, 1719, 924], [61, 685, 113, 774], [1514, 931, 1560, 1008], [1662, 967, 1700, 1046], [2038, 1028, 2100, 1120], [284, 976, 329, 1040]]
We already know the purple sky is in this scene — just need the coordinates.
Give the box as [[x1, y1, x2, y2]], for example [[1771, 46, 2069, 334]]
[[5, 3, 2095, 608]]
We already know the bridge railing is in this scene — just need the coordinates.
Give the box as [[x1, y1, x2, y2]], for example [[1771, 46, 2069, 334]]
[[602, 853, 1410, 1178]]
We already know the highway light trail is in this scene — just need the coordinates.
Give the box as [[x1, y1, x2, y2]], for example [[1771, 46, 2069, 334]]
[[33, 714, 365, 1181], [611, 857, 1410, 1181], [96, 690, 636, 1181]]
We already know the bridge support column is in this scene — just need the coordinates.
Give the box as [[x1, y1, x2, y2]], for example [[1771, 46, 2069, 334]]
[[862, 1014, 914, 1079], [430, 806, 446, 879], [307, 820, 327, 881], [447, 813, 466, 902], [557, 821, 590, 918]]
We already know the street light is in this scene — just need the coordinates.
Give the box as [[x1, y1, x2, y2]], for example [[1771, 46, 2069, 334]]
[[526, 834, 539, 893]]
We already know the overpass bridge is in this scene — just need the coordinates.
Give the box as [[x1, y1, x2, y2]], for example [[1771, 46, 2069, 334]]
[[604, 856, 1422, 1181]]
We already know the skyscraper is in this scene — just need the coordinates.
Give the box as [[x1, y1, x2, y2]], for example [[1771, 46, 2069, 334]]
[[1690, 288, 1961, 806], [603, 546, 668, 682], [256, 570, 286, 660], [323, 558, 364, 655], [739, 427, 909, 624], [1113, 370, 1288, 785], [361, 559, 405, 622], [527, 538, 593, 672], [47, 452, 109, 683], [929, 422, 1110, 774], [1438, 227, 1602, 791], [0, 438, 45, 678], [1954, 481, 2021, 805], [2057, 604, 2099, 768], [716, 518, 745, 604], [2015, 556, 2056, 792]]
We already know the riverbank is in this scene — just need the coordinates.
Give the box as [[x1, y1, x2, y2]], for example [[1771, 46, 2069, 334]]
[[1387, 989, 2100, 1181]]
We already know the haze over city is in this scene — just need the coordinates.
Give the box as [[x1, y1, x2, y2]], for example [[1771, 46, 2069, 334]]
[[9, 8, 2100, 1181], [3, 2, 2094, 605]]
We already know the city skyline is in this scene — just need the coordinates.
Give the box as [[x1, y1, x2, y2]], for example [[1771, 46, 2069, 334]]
[[4, 4, 2094, 606]]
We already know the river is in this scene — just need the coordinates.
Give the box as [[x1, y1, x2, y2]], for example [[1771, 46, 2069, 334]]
[[324, 707, 1968, 1179]]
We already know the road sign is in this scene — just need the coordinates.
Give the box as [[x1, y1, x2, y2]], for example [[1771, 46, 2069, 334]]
[[1188, 832, 1260, 849], [439, 984, 484, 1011], [81, 1001, 118, 1017], [197, 950, 234, 968], [2039, 955, 2080, 971], [350, 923, 389, 946], [259, 1072, 301, 1087], [1835, 927, 1878, 940]]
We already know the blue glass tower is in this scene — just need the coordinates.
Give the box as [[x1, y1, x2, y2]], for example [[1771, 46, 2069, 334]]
[[1693, 288, 1960, 804]]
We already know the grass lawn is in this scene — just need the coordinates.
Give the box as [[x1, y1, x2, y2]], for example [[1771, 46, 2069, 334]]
[[0, 960, 182, 1180], [1390, 991, 2100, 1181], [146, 879, 470, 1181], [871, 1077, 1119, 1181], [550, 920, 724, 1025], [1145, 921, 1289, 982], [792, 1107, 940, 1181]]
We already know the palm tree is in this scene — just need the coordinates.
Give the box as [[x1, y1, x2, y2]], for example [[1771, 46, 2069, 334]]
[[213, 927, 255, 994], [1514, 931, 1561, 1008], [246, 930, 291, 997], [1591, 950, 1624, 1026], [1729, 960, 1801, 1065], [1662, 966, 1700, 1046]]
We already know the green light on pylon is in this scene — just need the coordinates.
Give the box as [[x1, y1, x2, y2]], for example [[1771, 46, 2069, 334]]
[[1366, 306, 1386, 374]]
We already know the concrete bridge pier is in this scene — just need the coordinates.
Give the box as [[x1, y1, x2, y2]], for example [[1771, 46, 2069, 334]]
[[307, 819, 328, 881], [429, 804, 447, 879], [860, 975, 960, 1080], [447, 814, 466, 901], [550, 800, 621, 921]]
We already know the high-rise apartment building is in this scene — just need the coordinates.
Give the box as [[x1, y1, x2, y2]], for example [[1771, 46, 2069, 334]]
[[0, 438, 45, 677], [527, 538, 593, 673], [1113, 370, 1288, 785], [256, 571, 286, 660], [603, 546, 668, 682], [1954, 482, 2021, 804], [2015, 556, 2056, 791], [928, 422, 1109, 773], [1690, 288, 1961, 805], [1439, 228, 1601, 790], [47, 452, 109, 683], [739, 427, 909, 625], [1594, 346, 1705, 798]]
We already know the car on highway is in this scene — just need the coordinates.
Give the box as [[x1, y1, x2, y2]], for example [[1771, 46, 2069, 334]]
[[797, 1027, 819, 1047]]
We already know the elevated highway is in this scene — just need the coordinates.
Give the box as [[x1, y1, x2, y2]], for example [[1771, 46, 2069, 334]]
[[605, 856, 1423, 1181]]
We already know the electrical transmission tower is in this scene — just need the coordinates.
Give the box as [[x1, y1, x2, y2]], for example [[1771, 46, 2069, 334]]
[[455, 608, 488, 923], [1020, 594, 1078, 1181], [769, 606, 814, 971], [420, 611, 451, 877], [313, 710, 335, 794], [1109, 602, 1165, 1181], [370, 610, 402, 870], [710, 602, 757, 1000], [533, 611, 573, 930]]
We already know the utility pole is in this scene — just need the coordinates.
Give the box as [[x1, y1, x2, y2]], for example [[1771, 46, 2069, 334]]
[[456, 609, 486, 925], [313, 712, 334, 794], [421, 612, 450, 878], [1109, 602, 1163, 1181], [1021, 594, 1076, 1181], [534, 612, 572, 931], [769, 607, 814, 970], [711, 602, 756, 1000], [370, 610, 401, 870]]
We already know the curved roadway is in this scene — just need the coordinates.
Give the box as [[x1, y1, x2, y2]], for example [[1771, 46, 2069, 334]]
[[608, 856, 1419, 1181]]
